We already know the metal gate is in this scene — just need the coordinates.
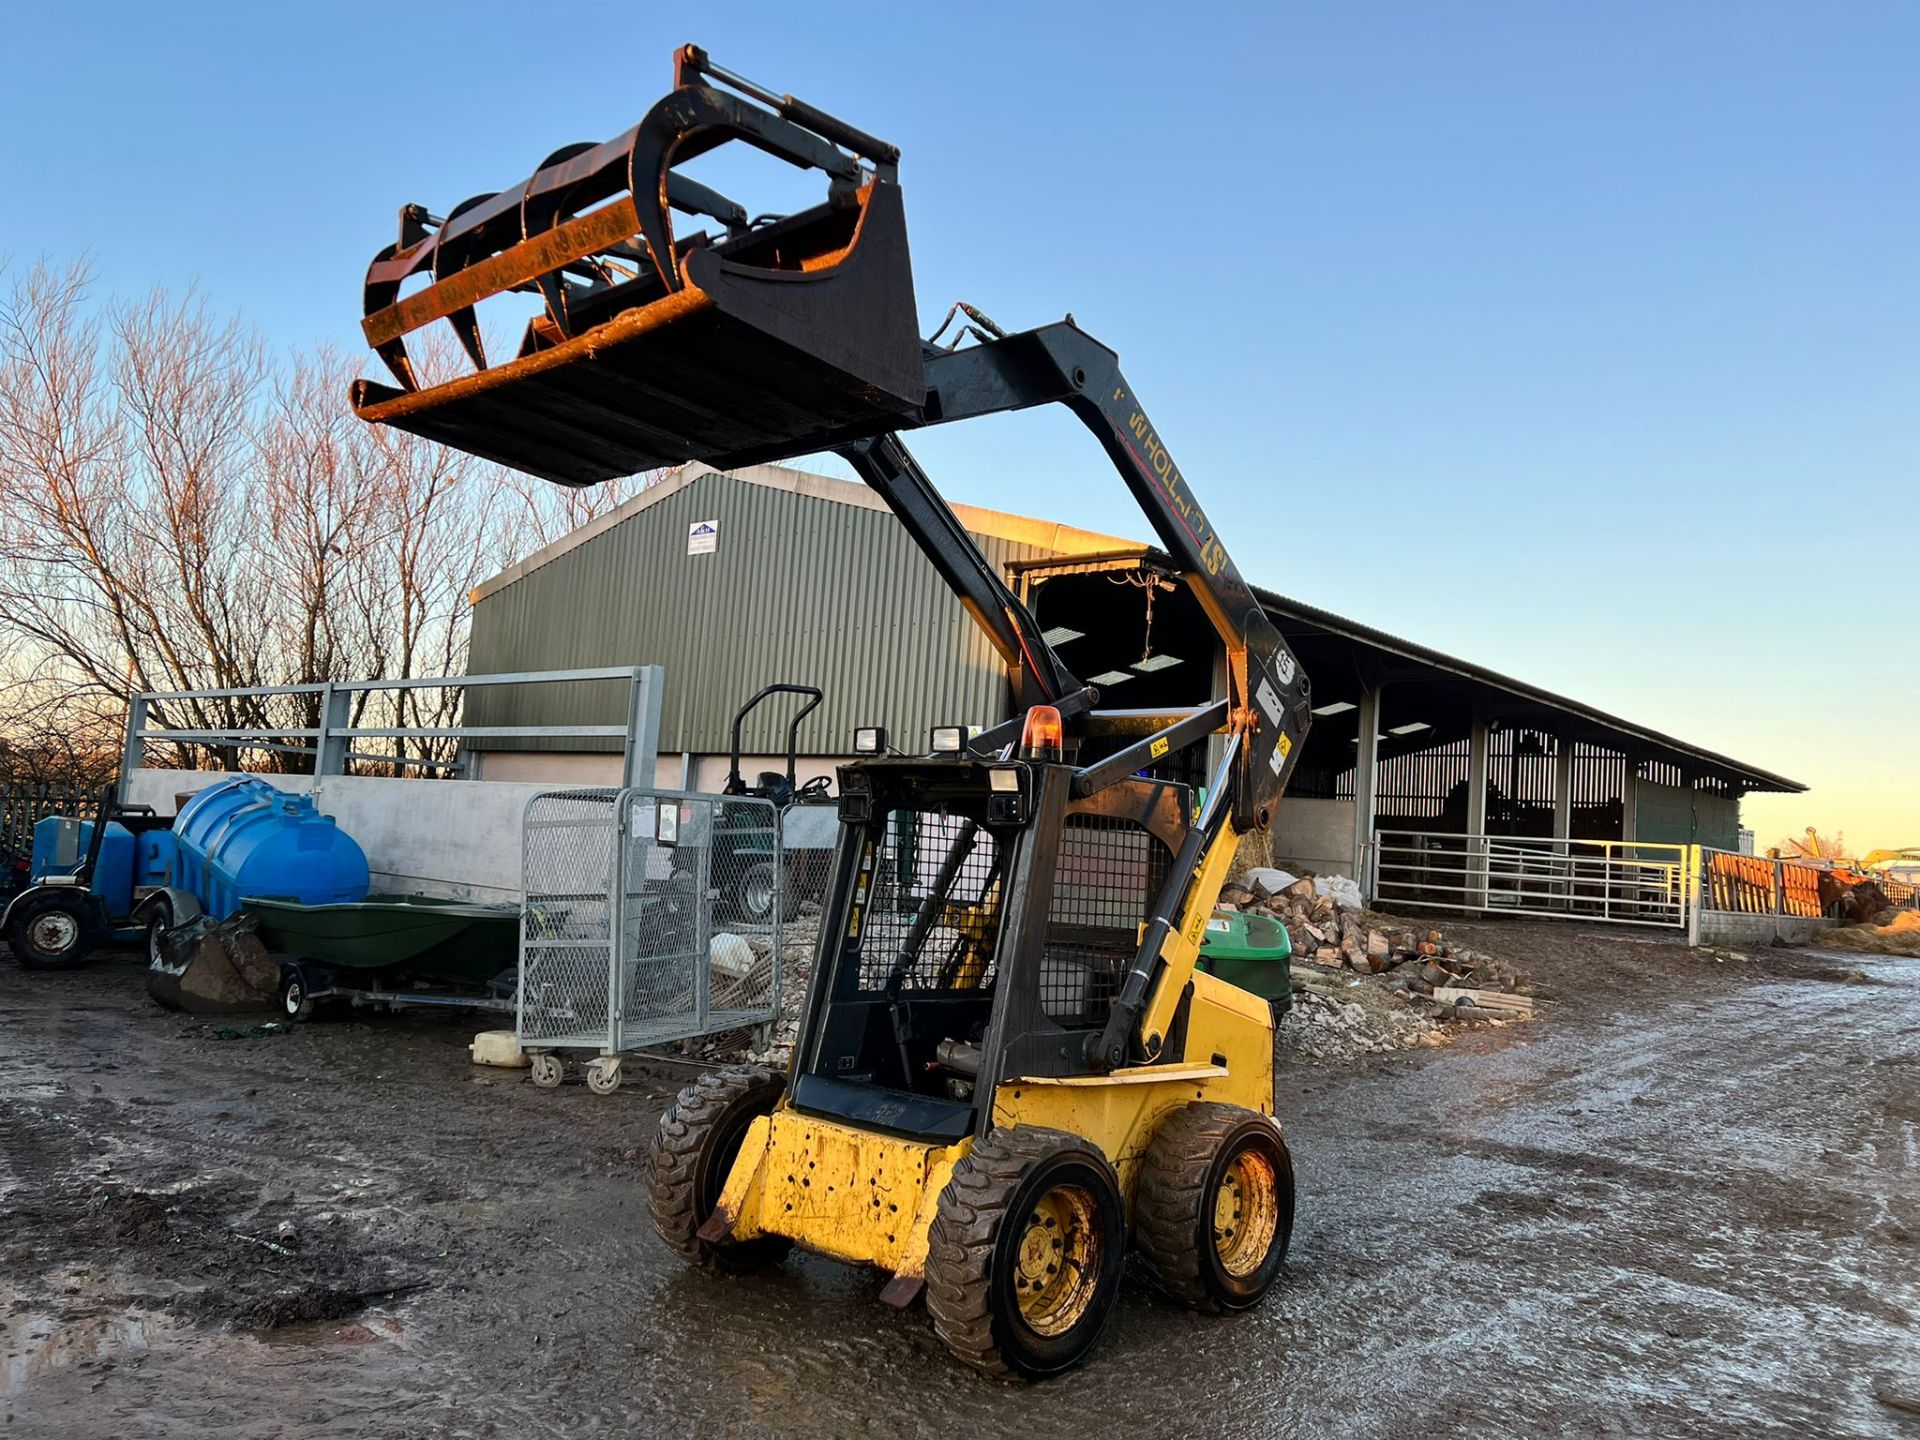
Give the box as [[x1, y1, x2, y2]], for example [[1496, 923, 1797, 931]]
[[518, 788, 788, 1083], [1372, 830, 1691, 929]]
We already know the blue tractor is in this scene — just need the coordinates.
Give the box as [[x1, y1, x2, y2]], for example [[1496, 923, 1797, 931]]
[[0, 789, 178, 969], [1, 777, 370, 973]]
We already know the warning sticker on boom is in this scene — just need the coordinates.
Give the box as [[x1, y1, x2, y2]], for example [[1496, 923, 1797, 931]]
[[1268, 730, 1293, 776]]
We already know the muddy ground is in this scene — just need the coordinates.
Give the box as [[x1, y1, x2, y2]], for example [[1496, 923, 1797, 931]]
[[2, 924, 1917, 1438]]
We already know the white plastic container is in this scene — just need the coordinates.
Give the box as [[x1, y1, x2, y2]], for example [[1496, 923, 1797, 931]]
[[469, 1029, 530, 1068]]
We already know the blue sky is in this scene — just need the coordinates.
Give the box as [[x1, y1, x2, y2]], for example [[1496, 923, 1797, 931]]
[[3, 2, 1912, 847]]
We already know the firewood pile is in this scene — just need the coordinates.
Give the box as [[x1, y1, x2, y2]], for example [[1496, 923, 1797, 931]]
[[1218, 873, 1533, 1019]]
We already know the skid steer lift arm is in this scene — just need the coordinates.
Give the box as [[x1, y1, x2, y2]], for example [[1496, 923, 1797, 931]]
[[891, 323, 1312, 1068]]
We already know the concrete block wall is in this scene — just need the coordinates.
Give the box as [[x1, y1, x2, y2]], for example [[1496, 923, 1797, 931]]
[[1696, 910, 1839, 949]]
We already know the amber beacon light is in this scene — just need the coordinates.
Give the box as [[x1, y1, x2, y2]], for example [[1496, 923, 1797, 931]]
[[1018, 705, 1064, 762]]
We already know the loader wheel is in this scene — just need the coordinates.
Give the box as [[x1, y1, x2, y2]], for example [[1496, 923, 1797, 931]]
[[648, 1065, 790, 1274], [1134, 1102, 1294, 1313], [924, 1127, 1125, 1380]]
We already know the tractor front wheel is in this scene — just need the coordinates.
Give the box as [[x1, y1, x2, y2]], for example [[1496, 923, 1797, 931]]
[[1134, 1101, 1294, 1313], [5, 890, 101, 970], [737, 860, 779, 923], [924, 1126, 1126, 1380], [648, 1065, 790, 1273]]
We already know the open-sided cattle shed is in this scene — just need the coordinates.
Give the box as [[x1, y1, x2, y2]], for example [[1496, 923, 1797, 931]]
[[1009, 549, 1801, 879], [465, 461, 1802, 884]]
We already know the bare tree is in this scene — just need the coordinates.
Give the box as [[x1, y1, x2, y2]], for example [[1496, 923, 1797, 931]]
[[0, 259, 655, 783]]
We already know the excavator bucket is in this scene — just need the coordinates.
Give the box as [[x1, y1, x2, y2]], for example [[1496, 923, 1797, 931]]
[[350, 46, 926, 485]]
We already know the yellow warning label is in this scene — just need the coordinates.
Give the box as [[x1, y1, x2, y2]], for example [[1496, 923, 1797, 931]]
[[1277, 732, 1293, 760], [1149, 736, 1170, 760]]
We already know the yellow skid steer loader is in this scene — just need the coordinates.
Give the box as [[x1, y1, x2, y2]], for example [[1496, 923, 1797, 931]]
[[351, 43, 1314, 1378]]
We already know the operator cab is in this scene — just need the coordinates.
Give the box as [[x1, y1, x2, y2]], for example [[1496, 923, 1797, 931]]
[[789, 717, 1191, 1142]]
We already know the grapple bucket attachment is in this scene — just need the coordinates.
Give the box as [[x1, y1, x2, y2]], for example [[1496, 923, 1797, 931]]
[[350, 45, 926, 485]]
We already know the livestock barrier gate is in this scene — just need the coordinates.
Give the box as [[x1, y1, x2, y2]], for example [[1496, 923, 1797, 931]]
[[1371, 830, 1917, 942], [1372, 831, 1692, 929], [516, 788, 792, 1092]]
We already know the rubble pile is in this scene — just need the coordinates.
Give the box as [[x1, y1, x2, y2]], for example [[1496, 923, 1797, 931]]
[[1218, 873, 1531, 1013], [1275, 988, 1449, 1062], [696, 912, 817, 1069]]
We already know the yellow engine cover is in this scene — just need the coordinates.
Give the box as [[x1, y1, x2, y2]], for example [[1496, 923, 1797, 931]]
[[990, 971, 1274, 1198]]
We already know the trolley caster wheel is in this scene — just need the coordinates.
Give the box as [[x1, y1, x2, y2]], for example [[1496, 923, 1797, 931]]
[[529, 1053, 566, 1089], [586, 1058, 623, 1096]]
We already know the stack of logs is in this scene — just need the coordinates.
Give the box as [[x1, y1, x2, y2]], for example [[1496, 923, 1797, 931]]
[[1217, 875, 1534, 1017]]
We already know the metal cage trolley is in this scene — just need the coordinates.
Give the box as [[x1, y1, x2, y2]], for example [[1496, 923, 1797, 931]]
[[516, 787, 789, 1092]]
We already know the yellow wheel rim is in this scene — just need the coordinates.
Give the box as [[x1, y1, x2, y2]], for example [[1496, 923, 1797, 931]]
[[1012, 1182, 1102, 1336], [1213, 1145, 1280, 1278]]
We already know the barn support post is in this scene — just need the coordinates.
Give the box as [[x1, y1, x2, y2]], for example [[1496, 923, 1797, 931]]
[[1551, 732, 1575, 908], [1621, 758, 1640, 848], [1352, 685, 1381, 889], [1553, 734, 1574, 843], [1466, 718, 1490, 913]]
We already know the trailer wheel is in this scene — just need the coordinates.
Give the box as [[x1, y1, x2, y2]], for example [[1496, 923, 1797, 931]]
[[1134, 1102, 1294, 1313], [278, 965, 316, 1023], [5, 890, 101, 970], [924, 1126, 1126, 1379], [649, 1066, 790, 1273]]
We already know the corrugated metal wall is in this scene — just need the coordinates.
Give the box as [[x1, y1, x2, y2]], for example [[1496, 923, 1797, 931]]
[[466, 472, 1062, 756]]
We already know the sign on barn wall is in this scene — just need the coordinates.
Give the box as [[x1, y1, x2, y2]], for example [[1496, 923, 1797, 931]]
[[687, 519, 719, 555]]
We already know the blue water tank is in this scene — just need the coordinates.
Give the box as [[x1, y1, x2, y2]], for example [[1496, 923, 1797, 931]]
[[172, 778, 370, 920]]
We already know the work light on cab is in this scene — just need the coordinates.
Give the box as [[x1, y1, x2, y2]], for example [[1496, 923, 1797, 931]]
[[929, 725, 965, 755], [852, 726, 887, 756], [986, 764, 1028, 825], [1018, 705, 1064, 762]]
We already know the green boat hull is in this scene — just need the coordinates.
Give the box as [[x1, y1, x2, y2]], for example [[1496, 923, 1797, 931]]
[[243, 893, 519, 985], [1197, 907, 1293, 1007]]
